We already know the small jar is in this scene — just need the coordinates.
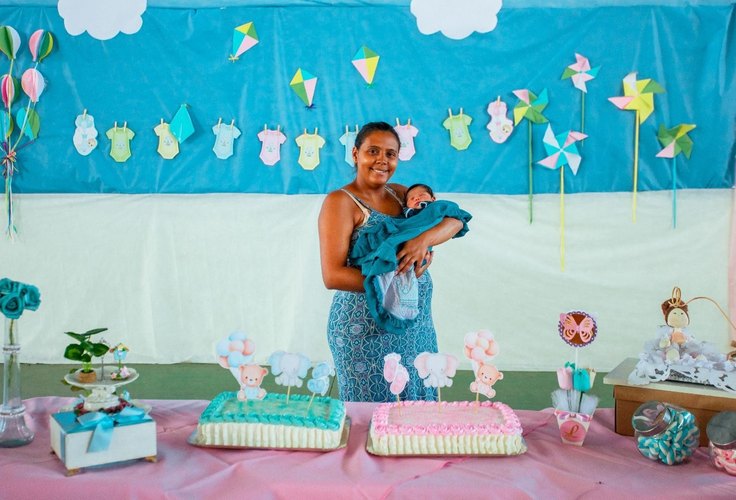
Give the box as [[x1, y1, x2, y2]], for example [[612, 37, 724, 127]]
[[631, 401, 700, 465], [707, 411, 736, 475]]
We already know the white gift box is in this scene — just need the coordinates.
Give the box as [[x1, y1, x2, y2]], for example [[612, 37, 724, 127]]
[[49, 410, 157, 474]]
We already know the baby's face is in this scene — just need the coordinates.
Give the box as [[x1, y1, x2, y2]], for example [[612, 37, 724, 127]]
[[406, 188, 434, 208]]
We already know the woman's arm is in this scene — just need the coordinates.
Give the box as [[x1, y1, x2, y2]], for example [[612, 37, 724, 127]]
[[395, 217, 464, 275], [318, 191, 367, 292]]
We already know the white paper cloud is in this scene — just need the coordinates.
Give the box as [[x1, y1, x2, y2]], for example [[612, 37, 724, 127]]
[[58, 0, 147, 41], [410, 0, 503, 40]]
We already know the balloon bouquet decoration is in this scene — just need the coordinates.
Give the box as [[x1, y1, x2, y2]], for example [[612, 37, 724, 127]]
[[1, 26, 53, 238], [552, 311, 599, 446]]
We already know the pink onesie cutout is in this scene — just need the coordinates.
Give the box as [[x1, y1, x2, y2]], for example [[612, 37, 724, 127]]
[[257, 127, 287, 166], [394, 122, 419, 161]]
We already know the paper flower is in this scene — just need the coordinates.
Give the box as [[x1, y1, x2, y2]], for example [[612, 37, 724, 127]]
[[609, 72, 665, 222], [290, 68, 317, 108], [0, 278, 41, 320], [513, 88, 549, 224], [383, 353, 409, 396], [229, 22, 258, 62], [656, 124, 696, 228]]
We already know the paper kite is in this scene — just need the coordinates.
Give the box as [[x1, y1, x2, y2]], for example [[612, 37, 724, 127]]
[[229, 22, 259, 62], [561, 53, 599, 137], [170, 104, 194, 143], [656, 123, 695, 228], [513, 88, 549, 224], [290, 68, 317, 108], [608, 72, 665, 222], [352, 45, 380, 86], [536, 125, 587, 271]]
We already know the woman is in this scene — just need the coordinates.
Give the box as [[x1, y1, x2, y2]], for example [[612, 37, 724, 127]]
[[318, 121, 464, 401]]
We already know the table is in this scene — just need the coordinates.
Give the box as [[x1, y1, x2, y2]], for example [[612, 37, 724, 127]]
[[603, 358, 736, 445], [1, 397, 734, 499]]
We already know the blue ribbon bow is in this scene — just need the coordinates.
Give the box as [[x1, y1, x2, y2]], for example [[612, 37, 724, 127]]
[[76, 406, 147, 453]]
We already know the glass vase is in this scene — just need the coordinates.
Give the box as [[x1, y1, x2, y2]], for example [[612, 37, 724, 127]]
[[0, 317, 34, 447]]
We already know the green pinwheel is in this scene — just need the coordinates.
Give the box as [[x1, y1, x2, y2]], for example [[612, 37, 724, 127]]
[[656, 123, 696, 228], [513, 88, 549, 224]]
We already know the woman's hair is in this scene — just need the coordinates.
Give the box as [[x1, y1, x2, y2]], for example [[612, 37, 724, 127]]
[[354, 121, 401, 151], [405, 183, 434, 202]]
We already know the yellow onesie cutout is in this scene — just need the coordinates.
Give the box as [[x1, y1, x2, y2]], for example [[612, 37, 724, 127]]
[[295, 130, 326, 170], [106, 125, 135, 163], [154, 122, 180, 160]]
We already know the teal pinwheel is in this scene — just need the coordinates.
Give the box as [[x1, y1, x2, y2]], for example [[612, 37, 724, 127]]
[[513, 88, 549, 224], [656, 123, 696, 228]]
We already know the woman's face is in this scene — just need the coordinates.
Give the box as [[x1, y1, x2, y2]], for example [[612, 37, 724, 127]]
[[353, 130, 399, 186]]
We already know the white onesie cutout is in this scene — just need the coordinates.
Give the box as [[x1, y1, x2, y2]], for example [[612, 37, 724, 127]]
[[257, 127, 287, 166], [73, 113, 98, 156], [394, 122, 419, 161]]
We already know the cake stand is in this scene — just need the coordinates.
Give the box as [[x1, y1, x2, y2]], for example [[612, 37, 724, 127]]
[[63, 367, 139, 411]]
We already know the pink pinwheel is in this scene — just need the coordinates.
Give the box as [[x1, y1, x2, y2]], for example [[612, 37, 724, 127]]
[[383, 353, 409, 397], [561, 53, 600, 138], [536, 125, 587, 270]]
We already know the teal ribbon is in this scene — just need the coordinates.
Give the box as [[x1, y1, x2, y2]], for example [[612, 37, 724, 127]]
[[573, 368, 591, 392], [76, 406, 147, 453]]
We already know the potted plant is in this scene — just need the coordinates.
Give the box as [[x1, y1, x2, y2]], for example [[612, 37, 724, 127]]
[[63, 328, 109, 383]]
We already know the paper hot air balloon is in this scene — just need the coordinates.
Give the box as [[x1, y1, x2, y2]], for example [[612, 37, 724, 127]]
[[229, 22, 258, 62], [1, 74, 19, 108], [21, 68, 45, 103], [0, 26, 21, 61], [290, 68, 317, 108], [352, 45, 380, 86], [28, 29, 54, 63]]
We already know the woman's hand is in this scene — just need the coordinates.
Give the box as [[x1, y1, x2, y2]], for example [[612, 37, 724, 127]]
[[414, 250, 434, 278], [395, 235, 431, 275]]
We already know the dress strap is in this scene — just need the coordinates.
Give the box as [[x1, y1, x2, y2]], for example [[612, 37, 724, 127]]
[[340, 189, 371, 225], [384, 185, 404, 207]]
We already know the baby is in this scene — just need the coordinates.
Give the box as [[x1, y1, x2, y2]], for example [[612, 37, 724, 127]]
[[403, 183, 436, 218]]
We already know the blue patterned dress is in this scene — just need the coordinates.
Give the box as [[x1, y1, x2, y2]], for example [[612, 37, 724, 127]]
[[327, 190, 438, 402]]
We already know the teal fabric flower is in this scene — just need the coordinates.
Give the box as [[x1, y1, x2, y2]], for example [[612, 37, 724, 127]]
[[0, 278, 41, 319]]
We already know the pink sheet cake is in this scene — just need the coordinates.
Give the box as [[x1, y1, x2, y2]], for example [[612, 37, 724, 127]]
[[369, 400, 526, 456]]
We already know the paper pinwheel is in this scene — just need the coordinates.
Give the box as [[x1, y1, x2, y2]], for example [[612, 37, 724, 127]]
[[513, 88, 549, 224], [561, 53, 600, 137], [170, 104, 194, 143], [1, 26, 54, 238], [608, 72, 665, 222], [290, 68, 317, 108], [229, 22, 259, 62], [352, 45, 380, 86], [536, 125, 587, 270], [656, 123, 696, 228]]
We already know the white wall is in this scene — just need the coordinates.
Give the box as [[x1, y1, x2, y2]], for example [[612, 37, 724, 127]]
[[2, 189, 732, 371]]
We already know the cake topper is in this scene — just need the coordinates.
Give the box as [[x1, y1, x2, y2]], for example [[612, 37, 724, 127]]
[[464, 330, 502, 403], [383, 353, 409, 404], [268, 350, 311, 403], [414, 351, 458, 403], [238, 364, 268, 401], [215, 331, 255, 383], [306, 361, 335, 411]]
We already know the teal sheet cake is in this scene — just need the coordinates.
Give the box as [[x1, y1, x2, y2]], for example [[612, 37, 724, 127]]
[[195, 392, 346, 449]]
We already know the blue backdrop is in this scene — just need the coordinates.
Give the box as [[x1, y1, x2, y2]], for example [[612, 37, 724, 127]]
[[3, 0, 735, 194]]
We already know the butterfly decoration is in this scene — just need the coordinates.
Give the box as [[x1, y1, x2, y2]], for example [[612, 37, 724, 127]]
[[558, 311, 597, 347]]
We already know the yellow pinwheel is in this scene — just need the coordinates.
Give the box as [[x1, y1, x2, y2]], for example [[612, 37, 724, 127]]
[[608, 72, 665, 222]]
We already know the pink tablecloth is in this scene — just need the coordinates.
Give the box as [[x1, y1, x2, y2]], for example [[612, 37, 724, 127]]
[[1, 397, 734, 499]]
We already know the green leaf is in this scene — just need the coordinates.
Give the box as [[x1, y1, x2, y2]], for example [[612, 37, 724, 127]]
[[89, 342, 109, 357], [83, 327, 108, 336], [63, 331, 88, 342], [63, 344, 84, 361]]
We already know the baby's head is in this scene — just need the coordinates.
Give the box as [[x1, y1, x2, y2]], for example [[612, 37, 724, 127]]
[[405, 183, 435, 209]]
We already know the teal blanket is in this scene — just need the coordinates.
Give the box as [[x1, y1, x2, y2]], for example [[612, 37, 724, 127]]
[[350, 200, 472, 334]]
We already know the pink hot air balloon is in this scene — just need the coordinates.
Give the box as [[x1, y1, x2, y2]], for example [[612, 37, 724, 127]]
[[463, 330, 499, 365], [21, 68, 44, 103], [1, 74, 18, 108], [28, 29, 54, 63]]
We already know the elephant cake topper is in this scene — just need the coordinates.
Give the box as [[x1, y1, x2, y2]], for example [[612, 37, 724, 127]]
[[413, 351, 459, 403], [464, 330, 503, 404], [268, 350, 311, 404]]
